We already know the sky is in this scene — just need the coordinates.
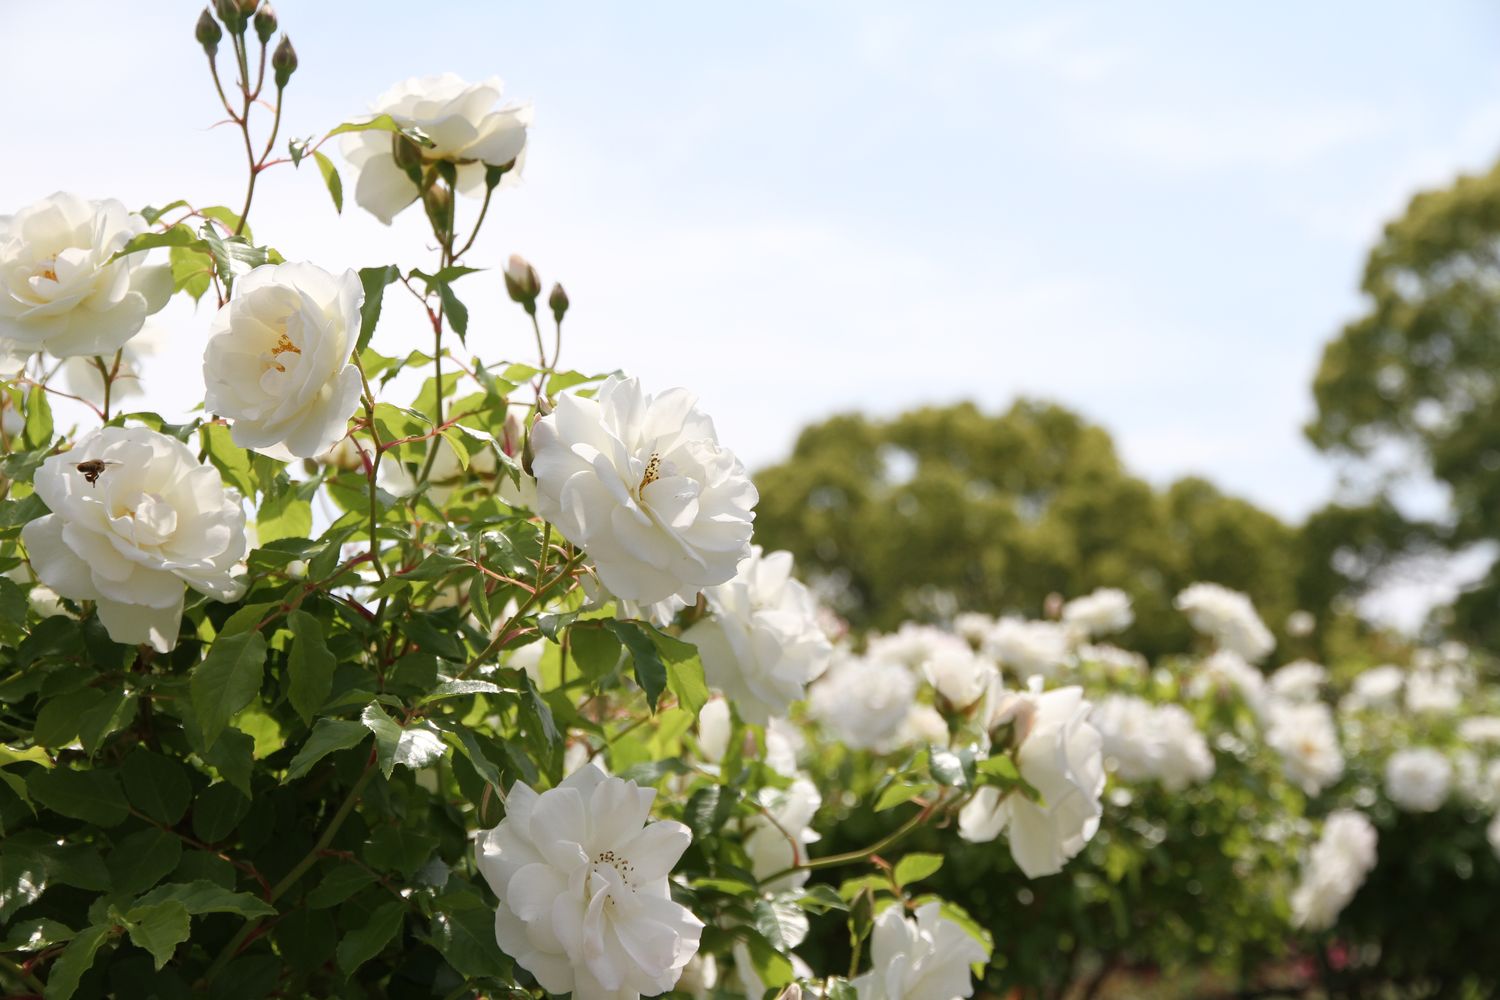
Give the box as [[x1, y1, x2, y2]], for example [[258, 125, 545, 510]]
[[4, 2, 1500, 622]]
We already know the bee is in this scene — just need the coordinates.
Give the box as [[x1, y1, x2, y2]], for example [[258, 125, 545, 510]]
[[73, 459, 119, 487]]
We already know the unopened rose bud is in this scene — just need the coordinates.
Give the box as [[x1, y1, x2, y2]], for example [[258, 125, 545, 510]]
[[422, 183, 453, 238], [214, 0, 244, 33], [196, 8, 223, 54], [504, 254, 541, 313], [392, 134, 424, 174], [548, 282, 569, 325], [236, 0, 260, 15], [253, 2, 277, 43], [286, 559, 308, 580], [271, 35, 297, 89]]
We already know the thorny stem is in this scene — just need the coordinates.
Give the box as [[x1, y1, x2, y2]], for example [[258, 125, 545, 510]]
[[0, 951, 45, 994], [460, 550, 586, 679], [758, 791, 954, 888]]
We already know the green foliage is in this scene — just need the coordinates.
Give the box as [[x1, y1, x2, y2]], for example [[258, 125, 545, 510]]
[[1308, 157, 1500, 647]]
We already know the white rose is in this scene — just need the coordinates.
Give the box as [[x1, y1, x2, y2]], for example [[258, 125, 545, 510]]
[[1265, 701, 1344, 796], [1291, 809, 1377, 931], [1061, 587, 1133, 637], [474, 764, 703, 998], [1153, 703, 1215, 791], [1175, 582, 1275, 662], [696, 697, 733, 764], [0, 192, 170, 371], [983, 617, 1073, 680], [1384, 747, 1452, 812], [1188, 649, 1268, 716], [1341, 664, 1404, 712], [202, 262, 364, 459], [530, 374, 757, 605], [851, 902, 989, 1000], [1404, 667, 1463, 715], [922, 645, 997, 711], [744, 777, 822, 894], [684, 547, 831, 724], [961, 684, 1105, 878], [867, 623, 970, 671], [342, 73, 531, 224], [810, 653, 917, 752], [1268, 660, 1328, 703], [21, 426, 247, 652], [1090, 696, 1213, 792], [58, 324, 165, 408], [1458, 716, 1500, 746]]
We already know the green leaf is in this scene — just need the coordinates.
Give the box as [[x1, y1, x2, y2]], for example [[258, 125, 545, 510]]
[[0, 854, 48, 923], [24, 386, 53, 449], [364, 825, 437, 879], [311, 149, 343, 213], [356, 265, 401, 353], [200, 727, 255, 798], [285, 718, 369, 781], [653, 629, 708, 716], [200, 422, 255, 496], [892, 853, 944, 889], [753, 895, 809, 952], [109, 224, 199, 262], [256, 489, 311, 544], [27, 767, 128, 826], [190, 782, 252, 844], [874, 780, 931, 813], [287, 611, 336, 725], [605, 621, 667, 711], [437, 282, 468, 342], [134, 879, 276, 918], [794, 884, 848, 914], [191, 631, 267, 752], [35, 687, 105, 749], [304, 864, 376, 909], [335, 899, 405, 976], [742, 930, 793, 991], [359, 702, 403, 778], [107, 828, 182, 897], [122, 899, 190, 971], [325, 115, 434, 146], [76, 688, 136, 757], [2, 917, 74, 952], [684, 783, 739, 839], [42, 923, 112, 1000], [430, 891, 509, 978]]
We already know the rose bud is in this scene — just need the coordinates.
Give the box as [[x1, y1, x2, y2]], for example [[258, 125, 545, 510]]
[[504, 254, 541, 312], [195, 8, 223, 55], [548, 282, 569, 325], [271, 35, 297, 89], [253, 2, 277, 43]]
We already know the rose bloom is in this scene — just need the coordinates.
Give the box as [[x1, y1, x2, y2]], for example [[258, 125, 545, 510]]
[[867, 622, 970, 671], [922, 645, 998, 712], [743, 777, 822, 893], [0, 192, 170, 372], [1188, 649, 1269, 717], [1268, 660, 1328, 703], [203, 263, 364, 459], [961, 684, 1105, 878], [809, 653, 917, 752], [1291, 809, 1378, 931], [851, 903, 989, 1000], [531, 374, 757, 605], [1265, 701, 1345, 796], [474, 764, 703, 998], [1384, 747, 1453, 813], [683, 547, 831, 724], [342, 73, 531, 224], [22, 426, 247, 652], [1340, 663, 1404, 712], [1174, 582, 1275, 662], [983, 617, 1074, 680], [1061, 587, 1134, 637]]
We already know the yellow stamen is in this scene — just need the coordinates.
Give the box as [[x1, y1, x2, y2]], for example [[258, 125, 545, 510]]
[[638, 453, 662, 494]]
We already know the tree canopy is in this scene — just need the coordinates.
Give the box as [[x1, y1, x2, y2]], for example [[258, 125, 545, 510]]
[[1307, 158, 1500, 646], [754, 398, 1334, 659]]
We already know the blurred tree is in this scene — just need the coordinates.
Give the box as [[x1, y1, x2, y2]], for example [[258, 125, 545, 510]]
[[755, 399, 1334, 659], [1306, 159, 1500, 647]]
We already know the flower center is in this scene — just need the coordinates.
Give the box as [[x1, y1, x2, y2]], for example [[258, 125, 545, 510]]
[[591, 849, 636, 905], [266, 332, 302, 374], [113, 491, 178, 547], [637, 452, 662, 495]]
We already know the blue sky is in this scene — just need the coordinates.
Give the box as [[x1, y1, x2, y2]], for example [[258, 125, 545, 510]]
[[4, 1, 1500, 537]]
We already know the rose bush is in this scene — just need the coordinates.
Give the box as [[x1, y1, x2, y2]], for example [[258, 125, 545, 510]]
[[2, 7, 1499, 1000]]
